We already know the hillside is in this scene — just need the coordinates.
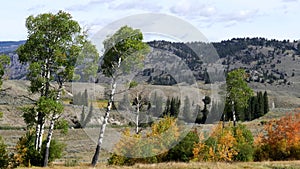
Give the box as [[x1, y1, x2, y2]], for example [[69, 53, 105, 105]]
[[1, 38, 300, 115], [0, 80, 298, 163], [147, 38, 300, 86], [1, 38, 300, 162], [2, 38, 300, 86], [1, 38, 300, 124], [0, 41, 27, 79]]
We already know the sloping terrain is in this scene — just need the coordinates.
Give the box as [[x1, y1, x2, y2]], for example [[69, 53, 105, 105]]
[[1, 38, 300, 164], [2, 38, 300, 86]]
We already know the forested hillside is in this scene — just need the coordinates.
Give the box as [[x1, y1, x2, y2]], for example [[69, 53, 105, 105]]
[[148, 38, 300, 86], [1, 38, 300, 86]]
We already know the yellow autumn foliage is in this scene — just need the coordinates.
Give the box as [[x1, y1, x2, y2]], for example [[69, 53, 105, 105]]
[[112, 116, 179, 164], [193, 122, 252, 162]]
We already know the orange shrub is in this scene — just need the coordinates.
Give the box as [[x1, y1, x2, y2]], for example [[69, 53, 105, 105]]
[[254, 110, 300, 161]]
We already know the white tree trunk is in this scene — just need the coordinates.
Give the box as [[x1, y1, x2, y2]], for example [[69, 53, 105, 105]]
[[43, 84, 63, 167], [35, 116, 44, 152], [42, 114, 58, 167], [232, 101, 236, 126], [136, 103, 140, 134], [35, 120, 40, 150], [34, 61, 47, 151], [91, 81, 116, 166], [35, 58, 51, 152], [91, 57, 121, 167], [38, 123, 44, 151], [45, 58, 51, 97]]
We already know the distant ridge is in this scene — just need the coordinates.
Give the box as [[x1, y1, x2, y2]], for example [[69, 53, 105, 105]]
[[1, 38, 300, 87], [0, 40, 26, 46]]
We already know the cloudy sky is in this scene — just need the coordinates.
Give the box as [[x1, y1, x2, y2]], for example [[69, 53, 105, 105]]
[[1, 0, 300, 42]]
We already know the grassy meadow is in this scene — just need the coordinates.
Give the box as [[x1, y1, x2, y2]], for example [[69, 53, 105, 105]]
[[17, 161, 300, 169]]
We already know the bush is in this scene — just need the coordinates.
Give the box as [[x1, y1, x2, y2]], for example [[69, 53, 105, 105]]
[[108, 153, 159, 166], [14, 131, 42, 167], [0, 136, 9, 169], [193, 123, 254, 162], [165, 130, 199, 162], [254, 112, 300, 161], [14, 131, 65, 167], [41, 139, 66, 163], [235, 144, 254, 161], [64, 158, 79, 167], [108, 154, 127, 165], [289, 145, 300, 160], [234, 124, 254, 161], [108, 116, 179, 165], [54, 119, 69, 134], [253, 145, 270, 161]]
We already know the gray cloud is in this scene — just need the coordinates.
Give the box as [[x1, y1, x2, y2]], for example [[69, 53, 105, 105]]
[[27, 4, 46, 12], [219, 9, 259, 22], [66, 0, 113, 11], [90, 18, 112, 28], [170, 1, 217, 18], [109, 1, 162, 12], [282, 0, 298, 2], [169, 1, 260, 29], [214, 9, 260, 27]]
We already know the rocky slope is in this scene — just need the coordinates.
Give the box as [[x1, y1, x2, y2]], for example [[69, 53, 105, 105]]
[[2, 38, 300, 85], [2, 38, 300, 100]]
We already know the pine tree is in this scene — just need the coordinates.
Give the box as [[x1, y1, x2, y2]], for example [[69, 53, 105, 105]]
[[252, 96, 259, 119], [204, 69, 211, 84], [195, 105, 202, 124], [163, 97, 180, 118], [172, 97, 181, 117], [246, 97, 254, 121], [257, 92, 264, 117], [83, 103, 94, 128], [150, 92, 163, 117], [118, 94, 130, 111], [183, 96, 192, 122], [79, 106, 85, 128], [83, 89, 88, 107], [263, 91, 269, 114], [207, 101, 224, 123], [170, 98, 177, 117], [163, 97, 171, 116], [201, 96, 211, 124]]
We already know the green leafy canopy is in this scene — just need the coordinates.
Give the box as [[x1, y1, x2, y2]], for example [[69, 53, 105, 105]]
[[37, 97, 64, 116], [101, 25, 150, 77], [17, 10, 88, 94], [226, 69, 253, 110]]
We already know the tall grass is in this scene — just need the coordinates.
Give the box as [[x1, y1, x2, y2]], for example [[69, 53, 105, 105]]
[[16, 161, 300, 169]]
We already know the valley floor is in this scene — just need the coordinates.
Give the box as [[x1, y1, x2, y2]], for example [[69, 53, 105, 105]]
[[17, 161, 300, 169]]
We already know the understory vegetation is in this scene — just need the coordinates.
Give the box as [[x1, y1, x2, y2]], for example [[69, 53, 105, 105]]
[[107, 111, 300, 166]]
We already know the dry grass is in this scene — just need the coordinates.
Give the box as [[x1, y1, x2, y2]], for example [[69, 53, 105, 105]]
[[17, 161, 300, 169], [94, 99, 108, 109]]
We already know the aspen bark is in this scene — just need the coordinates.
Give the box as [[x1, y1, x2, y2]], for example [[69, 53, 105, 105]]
[[91, 57, 121, 167], [42, 83, 63, 167]]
